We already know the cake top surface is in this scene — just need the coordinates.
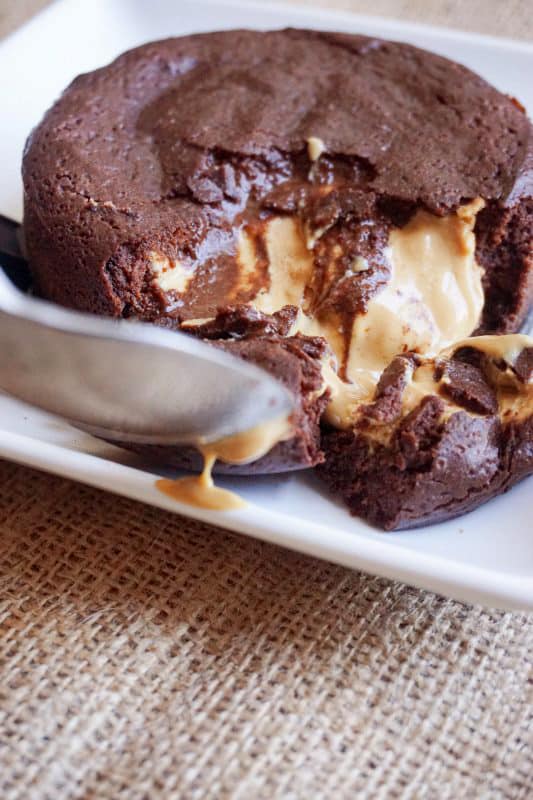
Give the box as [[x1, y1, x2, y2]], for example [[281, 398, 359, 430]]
[[24, 28, 532, 223]]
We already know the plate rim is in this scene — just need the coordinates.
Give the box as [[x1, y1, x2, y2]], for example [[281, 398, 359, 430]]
[[2, 426, 532, 611], [1, 0, 532, 611]]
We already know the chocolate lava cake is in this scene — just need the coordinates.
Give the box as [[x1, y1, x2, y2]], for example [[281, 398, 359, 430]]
[[22, 29, 533, 528]]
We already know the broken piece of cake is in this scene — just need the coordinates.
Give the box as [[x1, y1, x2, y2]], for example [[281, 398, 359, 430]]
[[319, 335, 533, 529]]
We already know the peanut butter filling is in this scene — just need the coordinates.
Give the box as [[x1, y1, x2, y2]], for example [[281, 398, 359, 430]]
[[350, 332, 532, 449], [149, 191, 533, 511], [155, 202, 532, 510], [441, 333, 533, 366], [441, 334, 533, 422], [237, 199, 486, 428], [247, 217, 314, 314], [386, 334, 533, 441], [346, 199, 485, 377]]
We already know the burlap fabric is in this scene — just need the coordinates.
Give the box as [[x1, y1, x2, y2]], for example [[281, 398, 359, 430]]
[[1, 2, 532, 798]]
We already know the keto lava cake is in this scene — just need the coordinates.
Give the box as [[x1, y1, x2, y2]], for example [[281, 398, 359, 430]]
[[22, 29, 533, 528]]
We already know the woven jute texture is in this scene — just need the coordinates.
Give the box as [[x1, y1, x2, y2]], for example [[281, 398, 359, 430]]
[[1, 458, 532, 799], [1, 1, 533, 798]]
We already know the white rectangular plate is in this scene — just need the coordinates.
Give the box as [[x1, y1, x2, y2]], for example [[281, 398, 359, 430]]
[[1, 0, 532, 610]]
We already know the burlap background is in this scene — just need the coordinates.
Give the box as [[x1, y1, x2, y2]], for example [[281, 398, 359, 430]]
[[1, 2, 532, 798]]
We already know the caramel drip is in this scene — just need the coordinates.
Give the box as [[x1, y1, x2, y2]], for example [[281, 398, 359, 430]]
[[156, 415, 292, 511], [156, 454, 245, 511]]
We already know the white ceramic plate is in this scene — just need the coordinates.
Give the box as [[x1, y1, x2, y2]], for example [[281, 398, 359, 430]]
[[1, 0, 532, 610]]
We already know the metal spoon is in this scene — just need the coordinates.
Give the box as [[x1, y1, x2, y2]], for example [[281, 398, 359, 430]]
[[0, 218, 293, 446]]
